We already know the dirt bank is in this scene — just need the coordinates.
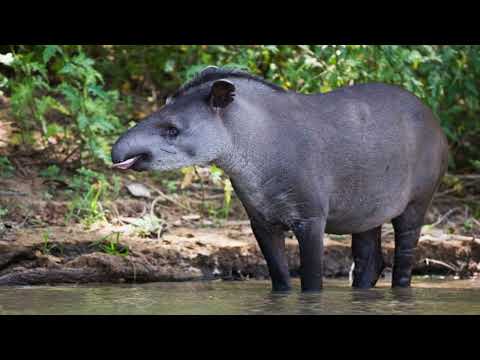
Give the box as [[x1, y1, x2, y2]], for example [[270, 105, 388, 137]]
[[1, 222, 479, 286], [1, 165, 479, 287]]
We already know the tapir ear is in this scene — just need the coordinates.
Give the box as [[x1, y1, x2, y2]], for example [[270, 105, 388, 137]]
[[209, 79, 235, 109]]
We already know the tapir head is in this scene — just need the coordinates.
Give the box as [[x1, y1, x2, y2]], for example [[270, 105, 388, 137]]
[[111, 67, 236, 172]]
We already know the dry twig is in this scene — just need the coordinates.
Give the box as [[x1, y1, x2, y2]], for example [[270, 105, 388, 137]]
[[430, 207, 462, 227], [147, 185, 191, 211]]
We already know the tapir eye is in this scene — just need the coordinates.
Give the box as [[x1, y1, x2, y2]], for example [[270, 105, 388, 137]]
[[165, 126, 179, 138]]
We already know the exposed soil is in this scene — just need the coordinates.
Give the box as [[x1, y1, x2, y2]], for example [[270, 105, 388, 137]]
[[1, 163, 479, 286], [1, 221, 479, 286]]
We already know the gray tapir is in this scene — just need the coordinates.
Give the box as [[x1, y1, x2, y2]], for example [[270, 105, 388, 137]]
[[111, 66, 448, 292]]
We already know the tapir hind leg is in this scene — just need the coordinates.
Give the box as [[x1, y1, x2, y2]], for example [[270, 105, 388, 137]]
[[391, 199, 431, 288], [351, 226, 385, 289]]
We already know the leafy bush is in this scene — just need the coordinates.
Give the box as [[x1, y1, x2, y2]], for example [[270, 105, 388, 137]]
[[89, 45, 480, 171], [2, 45, 480, 173], [3, 45, 124, 165]]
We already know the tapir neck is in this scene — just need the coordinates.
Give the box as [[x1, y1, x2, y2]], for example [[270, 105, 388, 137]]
[[215, 90, 299, 198]]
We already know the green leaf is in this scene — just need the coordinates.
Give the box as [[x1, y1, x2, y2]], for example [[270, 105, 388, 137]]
[[209, 165, 223, 185], [164, 60, 175, 73], [42, 45, 62, 64], [77, 113, 90, 131], [46, 123, 63, 138], [40, 165, 61, 180]]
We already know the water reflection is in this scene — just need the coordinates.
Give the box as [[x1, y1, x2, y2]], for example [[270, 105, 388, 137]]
[[348, 289, 385, 314], [391, 287, 415, 303], [0, 278, 479, 315], [297, 292, 328, 315], [250, 292, 293, 314], [351, 288, 386, 303]]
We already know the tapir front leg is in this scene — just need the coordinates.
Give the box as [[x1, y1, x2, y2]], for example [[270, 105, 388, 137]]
[[291, 217, 326, 292], [250, 218, 291, 292]]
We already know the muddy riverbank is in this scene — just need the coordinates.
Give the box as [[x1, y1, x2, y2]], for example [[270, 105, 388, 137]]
[[1, 168, 480, 287], [1, 221, 479, 286]]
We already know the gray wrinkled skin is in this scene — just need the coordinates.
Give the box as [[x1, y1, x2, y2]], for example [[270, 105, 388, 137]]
[[112, 68, 449, 292]]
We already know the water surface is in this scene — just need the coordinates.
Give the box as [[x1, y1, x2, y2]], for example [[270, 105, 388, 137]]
[[1, 278, 479, 315]]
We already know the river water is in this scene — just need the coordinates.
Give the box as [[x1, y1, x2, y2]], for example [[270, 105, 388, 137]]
[[0, 277, 479, 315]]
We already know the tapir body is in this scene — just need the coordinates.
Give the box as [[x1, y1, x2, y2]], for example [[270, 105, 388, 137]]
[[112, 67, 448, 292]]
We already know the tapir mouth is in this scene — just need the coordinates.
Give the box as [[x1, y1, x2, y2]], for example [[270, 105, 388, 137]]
[[111, 155, 143, 170]]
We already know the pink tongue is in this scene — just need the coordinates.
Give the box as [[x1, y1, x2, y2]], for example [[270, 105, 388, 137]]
[[112, 156, 141, 170]]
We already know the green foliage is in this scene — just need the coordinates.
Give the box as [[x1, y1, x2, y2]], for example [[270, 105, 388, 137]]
[[4, 45, 124, 164], [0, 156, 14, 177], [206, 165, 233, 219], [208, 164, 223, 185], [164, 179, 178, 193], [65, 167, 110, 226], [42, 230, 52, 255], [39, 164, 63, 181], [0, 207, 8, 219], [38, 163, 121, 225], [68, 167, 107, 193], [40, 230, 63, 256], [92, 232, 129, 257], [2, 45, 480, 183], [223, 178, 233, 219], [86, 45, 480, 172]]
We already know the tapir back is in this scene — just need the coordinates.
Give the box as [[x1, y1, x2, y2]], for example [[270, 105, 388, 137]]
[[282, 83, 448, 234]]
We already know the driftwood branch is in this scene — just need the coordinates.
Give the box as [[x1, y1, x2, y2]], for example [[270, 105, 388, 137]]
[[421, 258, 458, 273]]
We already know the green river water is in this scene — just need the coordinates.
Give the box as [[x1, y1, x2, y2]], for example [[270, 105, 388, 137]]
[[0, 277, 479, 315]]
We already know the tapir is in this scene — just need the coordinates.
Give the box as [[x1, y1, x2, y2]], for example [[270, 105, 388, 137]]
[[111, 66, 448, 292]]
